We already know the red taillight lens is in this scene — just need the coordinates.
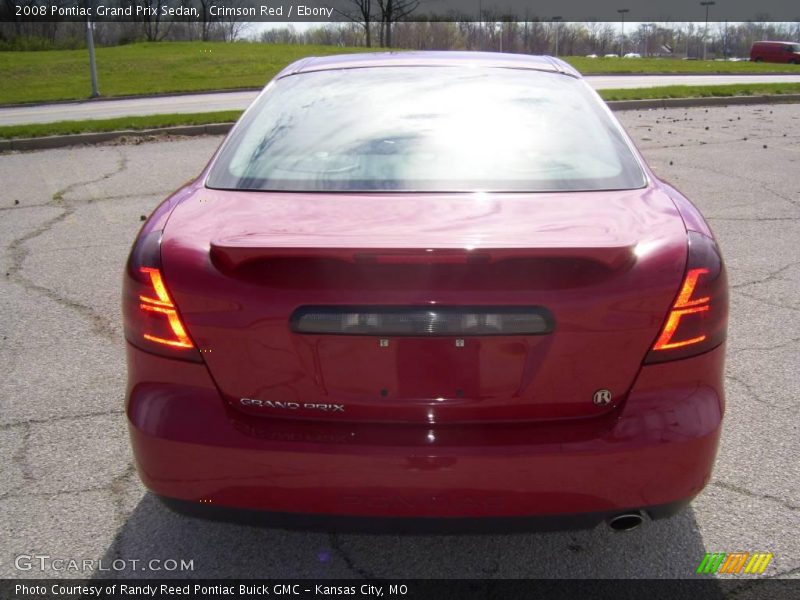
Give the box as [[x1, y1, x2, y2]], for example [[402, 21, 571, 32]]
[[645, 232, 728, 363], [138, 267, 195, 349], [123, 230, 201, 362]]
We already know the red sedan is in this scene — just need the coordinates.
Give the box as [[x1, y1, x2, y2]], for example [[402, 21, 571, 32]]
[[123, 52, 727, 531]]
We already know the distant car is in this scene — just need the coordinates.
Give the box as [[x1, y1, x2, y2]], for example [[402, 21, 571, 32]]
[[623, 52, 642, 58], [603, 53, 619, 58], [750, 41, 800, 64], [124, 52, 728, 531], [586, 53, 598, 58]]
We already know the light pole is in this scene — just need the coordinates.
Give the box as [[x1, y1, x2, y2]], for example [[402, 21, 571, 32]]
[[85, 17, 99, 98], [477, 0, 483, 51], [498, 22, 503, 52], [552, 16, 563, 56], [617, 9, 630, 56], [700, 1, 715, 60], [724, 20, 729, 59], [642, 23, 652, 57]]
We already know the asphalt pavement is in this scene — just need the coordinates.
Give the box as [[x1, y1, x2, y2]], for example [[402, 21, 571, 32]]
[[2, 74, 800, 126], [0, 104, 798, 580]]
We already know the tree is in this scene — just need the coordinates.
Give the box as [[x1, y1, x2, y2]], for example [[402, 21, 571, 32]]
[[338, 0, 374, 47], [377, 0, 420, 47], [214, 0, 249, 41], [195, 0, 214, 41], [123, 0, 173, 41]]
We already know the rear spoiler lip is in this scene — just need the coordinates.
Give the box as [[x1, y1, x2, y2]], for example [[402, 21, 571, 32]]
[[209, 239, 638, 271]]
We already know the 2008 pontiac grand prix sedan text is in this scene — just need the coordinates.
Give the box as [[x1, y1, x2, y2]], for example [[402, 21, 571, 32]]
[[123, 52, 728, 531]]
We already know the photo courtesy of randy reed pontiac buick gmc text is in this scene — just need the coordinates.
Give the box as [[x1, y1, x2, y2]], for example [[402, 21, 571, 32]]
[[14, 584, 402, 596]]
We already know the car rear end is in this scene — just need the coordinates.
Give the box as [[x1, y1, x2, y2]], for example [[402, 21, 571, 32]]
[[123, 53, 727, 528]]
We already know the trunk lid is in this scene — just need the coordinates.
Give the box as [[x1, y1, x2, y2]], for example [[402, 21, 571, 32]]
[[162, 187, 686, 423]]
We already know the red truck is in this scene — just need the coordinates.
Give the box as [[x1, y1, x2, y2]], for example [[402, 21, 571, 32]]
[[750, 41, 800, 64]]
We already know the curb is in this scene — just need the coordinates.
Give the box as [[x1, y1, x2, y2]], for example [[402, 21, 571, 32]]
[[0, 122, 234, 152], [0, 87, 262, 109], [2, 94, 800, 152], [606, 93, 800, 111], [594, 71, 800, 76]]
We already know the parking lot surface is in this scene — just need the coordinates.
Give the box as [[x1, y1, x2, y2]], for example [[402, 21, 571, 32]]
[[1, 104, 799, 579]]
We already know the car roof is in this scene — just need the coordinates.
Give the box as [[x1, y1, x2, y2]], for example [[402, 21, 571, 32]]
[[274, 51, 582, 80]]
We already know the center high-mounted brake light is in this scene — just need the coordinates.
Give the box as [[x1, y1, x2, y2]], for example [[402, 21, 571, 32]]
[[645, 232, 728, 363], [291, 306, 554, 336], [123, 230, 201, 362]]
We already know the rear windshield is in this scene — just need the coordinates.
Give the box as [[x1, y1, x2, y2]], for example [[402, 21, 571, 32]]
[[206, 66, 646, 193]]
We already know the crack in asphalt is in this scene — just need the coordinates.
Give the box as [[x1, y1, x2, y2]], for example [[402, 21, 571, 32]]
[[764, 566, 800, 579], [733, 289, 800, 314], [725, 567, 800, 597], [729, 334, 800, 353], [30, 242, 131, 253], [2, 190, 169, 213], [1, 481, 129, 501], [711, 480, 800, 513], [724, 373, 796, 414], [708, 216, 800, 222], [328, 533, 375, 579], [0, 202, 60, 212], [762, 181, 800, 209], [635, 128, 800, 152], [4, 148, 129, 342], [0, 408, 124, 431], [644, 139, 792, 153], [1, 422, 34, 500], [1, 409, 133, 503], [109, 462, 139, 528], [729, 261, 800, 291], [4, 277, 119, 340], [669, 161, 800, 211]]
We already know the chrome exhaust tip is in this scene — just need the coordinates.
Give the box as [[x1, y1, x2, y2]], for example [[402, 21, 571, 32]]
[[607, 511, 644, 531]]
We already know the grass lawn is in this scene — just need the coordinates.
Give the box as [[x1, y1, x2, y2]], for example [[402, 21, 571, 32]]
[[0, 42, 373, 105], [1, 42, 799, 105], [1, 82, 798, 140]]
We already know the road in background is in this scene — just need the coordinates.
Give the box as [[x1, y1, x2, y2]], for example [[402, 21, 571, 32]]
[[1, 104, 799, 579], [2, 74, 800, 126]]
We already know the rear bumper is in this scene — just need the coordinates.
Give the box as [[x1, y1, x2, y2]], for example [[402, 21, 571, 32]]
[[157, 496, 690, 533], [126, 343, 724, 521]]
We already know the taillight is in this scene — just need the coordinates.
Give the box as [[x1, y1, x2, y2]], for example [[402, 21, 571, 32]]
[[645, 231, 728, 363], [123, 230, 201, 362]]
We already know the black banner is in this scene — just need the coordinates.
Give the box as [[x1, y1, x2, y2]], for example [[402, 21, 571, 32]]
[[3, 579, 800, 600], [2, 0, 800, 23]]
